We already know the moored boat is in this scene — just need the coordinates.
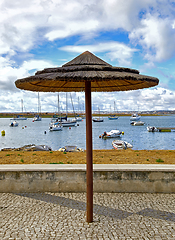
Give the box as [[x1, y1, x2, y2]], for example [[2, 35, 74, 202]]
[[130, 121, 145, 126], [61, 119, 77, 127], [93, 117, 104, 122], [112, 140, 133, 149], [147, 126, 158, 132], [49, 123, 63, 131], [9, 121, 19, 127], [72, 117, 83, 122], [100, 129, 123, 138], [130, 113, 141, 121], [10, 115, 27, 120], [33, 115, 42, 121], [108, 115, 118, 120]]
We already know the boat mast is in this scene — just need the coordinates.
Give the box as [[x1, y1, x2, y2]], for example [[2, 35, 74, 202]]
[[66, 92, 68, 116], [58, 93, 61, 120], [21, 99, 23, 113], [37, 92, 41, 114]]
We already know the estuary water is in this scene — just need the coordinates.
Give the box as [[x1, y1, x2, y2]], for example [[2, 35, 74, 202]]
[[0, 115, 175, 151]]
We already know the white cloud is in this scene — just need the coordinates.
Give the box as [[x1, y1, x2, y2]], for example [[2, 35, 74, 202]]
[[60, 41, 138, 66], [129, 14, 175, 62], [0, 0, 175, 112], [0, 57, 55, 91]]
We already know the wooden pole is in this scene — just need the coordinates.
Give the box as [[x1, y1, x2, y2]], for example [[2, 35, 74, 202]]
[[85, 81, 93, 223]]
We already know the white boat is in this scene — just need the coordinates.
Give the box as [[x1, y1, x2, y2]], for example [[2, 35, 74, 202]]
[[33, 115, 42, 121], [72, 117, 82, 122], [10, 115, 27, 120], [59, 145, 84, 152], [49, 123, 63, 131], [130, 113, 141, 121], [147, 126, 159, 132], [9, 121, 19, 127], [112, 140, 133, 149], [100, 130, 123, 138], [61, 120, 77, 127], [130, 121, 145, 126]]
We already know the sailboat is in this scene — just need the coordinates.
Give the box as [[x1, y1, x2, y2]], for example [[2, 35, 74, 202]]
[[49, 93, 63, 131], [72, 96, 82, 122], [33, 93, 42, 121], [60, 93, 77, 127], [108, 101, 118, 120], [93, 107, 104, 122], [11, 99, 27, 120]]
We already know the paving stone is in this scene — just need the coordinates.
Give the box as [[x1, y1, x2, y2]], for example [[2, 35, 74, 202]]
[[1, 193, 175, 239]]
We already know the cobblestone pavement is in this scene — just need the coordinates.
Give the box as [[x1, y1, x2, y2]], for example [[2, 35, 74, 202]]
[[1, 192, 175, 239]]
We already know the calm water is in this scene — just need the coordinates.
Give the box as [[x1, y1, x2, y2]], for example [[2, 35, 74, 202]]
[[0, 115, 175, 151]]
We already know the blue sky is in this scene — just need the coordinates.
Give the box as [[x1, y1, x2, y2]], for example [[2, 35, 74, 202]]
[[0, 0, 175, 113]]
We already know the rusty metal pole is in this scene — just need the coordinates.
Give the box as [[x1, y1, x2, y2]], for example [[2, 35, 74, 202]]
[[85, 80, 93, 223]]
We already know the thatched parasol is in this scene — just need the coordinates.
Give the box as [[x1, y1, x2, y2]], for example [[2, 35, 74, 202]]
[[15, 51, 159, 223]]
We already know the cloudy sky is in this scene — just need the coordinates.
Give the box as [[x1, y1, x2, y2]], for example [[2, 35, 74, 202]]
[[0, 0, 175, 113]]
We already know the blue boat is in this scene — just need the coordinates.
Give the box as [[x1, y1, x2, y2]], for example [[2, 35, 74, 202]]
[[108, 115, 118, 120]]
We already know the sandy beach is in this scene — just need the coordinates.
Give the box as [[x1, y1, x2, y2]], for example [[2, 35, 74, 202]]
[[0, 149, 175, 164]]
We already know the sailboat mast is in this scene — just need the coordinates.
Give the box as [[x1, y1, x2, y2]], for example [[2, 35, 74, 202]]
[[21, 99, 23, 113], [66, 92, 68, 115], [57, 93, 60, 115], [38, 92, 39, 114]]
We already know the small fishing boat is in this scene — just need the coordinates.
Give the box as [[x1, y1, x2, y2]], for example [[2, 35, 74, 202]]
[[11, 115, 27, 120], [112, 140, 133, 149], [93, 117, 104, 122], [100, 130, 123, 138], [61, 119, 77, 127], [130, 113, 141, 121], [59, 145, 84, 152], [93, 107, 103, 122], [72, 117, 83, 122], [33, 115, 42, 121], [130, 121, 145, 126], [108, 115, 118, 120], [49, 123, 63, 131], [9, 121, 19, 127], [147, 126, 159, 132]]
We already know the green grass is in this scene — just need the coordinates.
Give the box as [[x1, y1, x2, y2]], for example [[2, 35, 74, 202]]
[[20, 159, 24, 163], [156, 158, 164, 163], [49, 162, 64, 164], [146, 159, 149, 161], [6, 154, 10, 156], [50, 151, 53, 153]]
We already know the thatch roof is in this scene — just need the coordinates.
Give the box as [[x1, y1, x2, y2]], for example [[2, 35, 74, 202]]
[[15, 51, 159, 92]]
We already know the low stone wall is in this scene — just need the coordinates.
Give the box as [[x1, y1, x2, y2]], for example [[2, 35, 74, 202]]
[[0, 164, 175, 193]]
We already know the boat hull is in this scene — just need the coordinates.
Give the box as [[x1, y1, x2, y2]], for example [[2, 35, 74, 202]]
[[49, 125, 63, 131], [93, 118, 104, 122], [112, 140, 133, 149], [61, 121, 77, 127]]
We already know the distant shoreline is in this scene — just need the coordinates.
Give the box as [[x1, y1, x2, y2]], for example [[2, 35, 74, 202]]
[[0, 112, 175, 118]]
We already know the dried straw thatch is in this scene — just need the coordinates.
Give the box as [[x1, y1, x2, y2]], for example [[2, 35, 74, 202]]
[[15, 51, 159, 92]]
